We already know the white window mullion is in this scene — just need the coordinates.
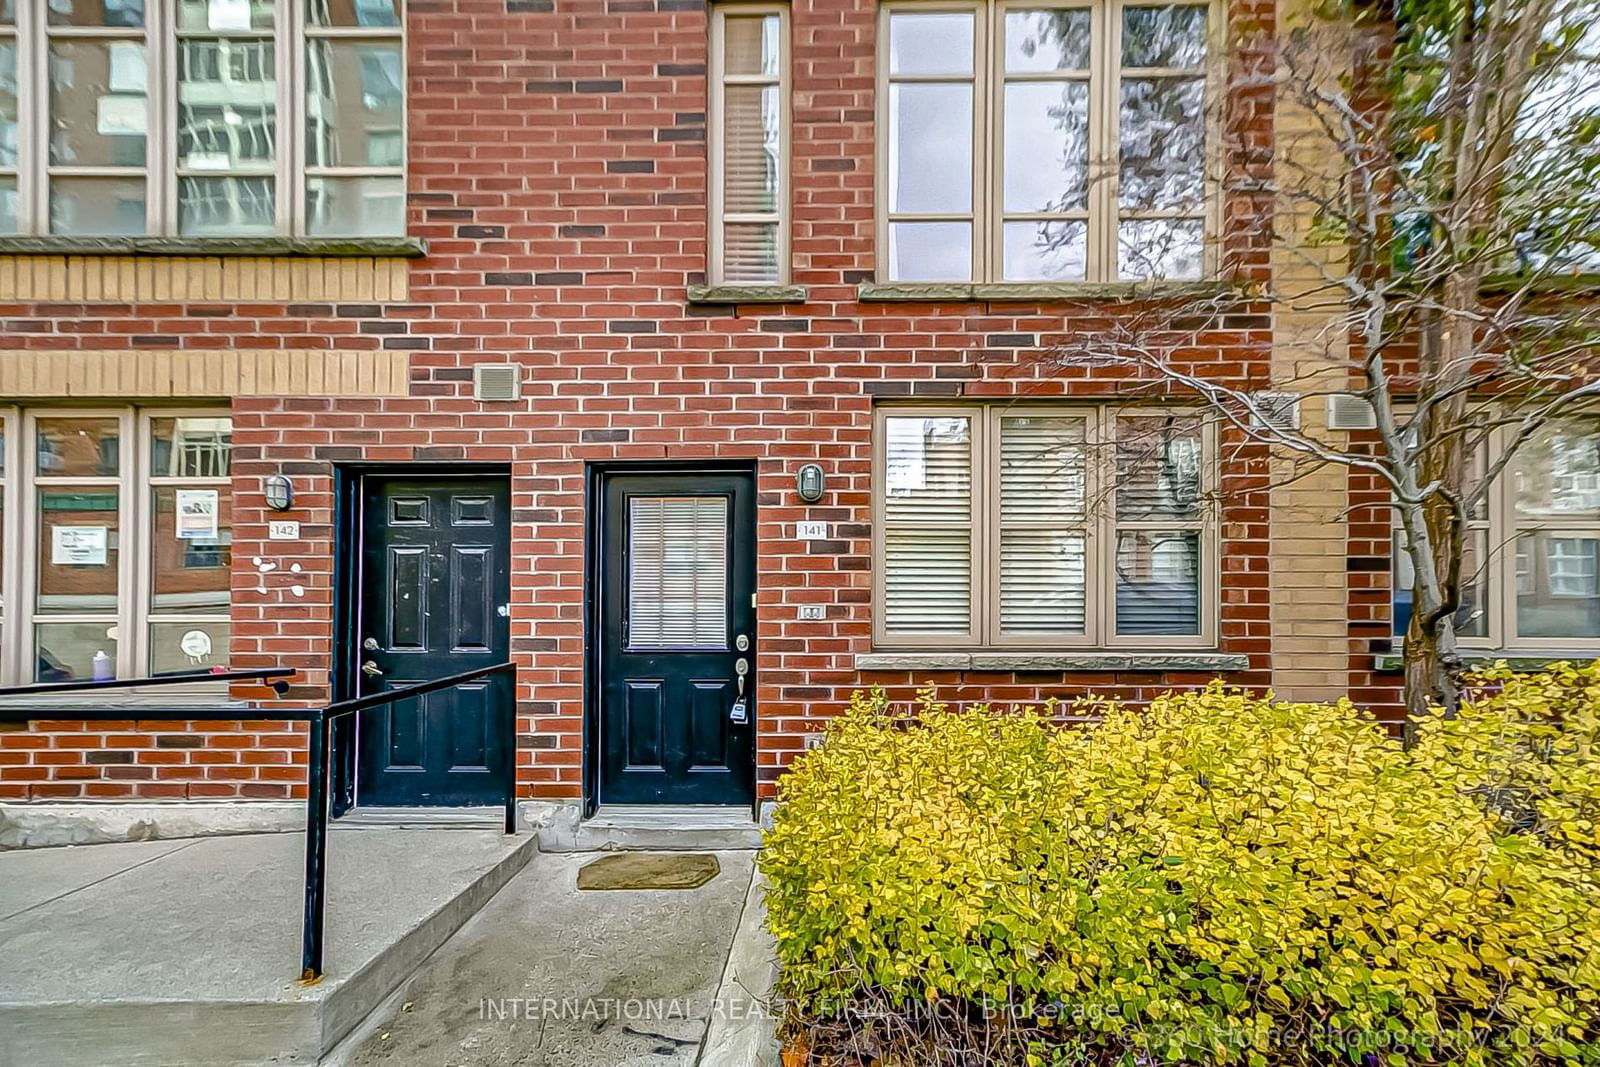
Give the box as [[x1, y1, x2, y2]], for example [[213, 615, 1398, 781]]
[[118, 408, 140, 681], [0, 409, 20, 684], [281, 0, 298, 235], [1096, 0, 1118, 282]]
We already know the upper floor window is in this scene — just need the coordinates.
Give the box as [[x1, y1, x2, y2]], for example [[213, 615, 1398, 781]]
[[878, 0, 1212, 284], [874, 405, 1217, 648], [708, 3, 790, 285], [0, 0, 405, 238]]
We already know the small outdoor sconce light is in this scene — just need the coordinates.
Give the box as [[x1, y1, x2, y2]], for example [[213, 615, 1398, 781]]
[[796, 463, 826, 503], [264, 474, 295, 512]]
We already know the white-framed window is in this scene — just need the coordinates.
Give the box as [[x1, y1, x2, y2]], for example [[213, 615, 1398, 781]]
[[708, 2, 790, 285], [0, 406, 233, 686], [1392, 413, 1600, 648], [872, 404, 1217, 648], [877, 0, 1214, 284], [4, 0, 405, 237]]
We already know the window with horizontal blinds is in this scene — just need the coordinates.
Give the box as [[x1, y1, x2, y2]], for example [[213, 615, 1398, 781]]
[[998, 415, 1088, 634], [627, 496, 729, 649], [874, 405, 1218, 648], [711, 7, 787, 284], [882, 416, 974, 635]]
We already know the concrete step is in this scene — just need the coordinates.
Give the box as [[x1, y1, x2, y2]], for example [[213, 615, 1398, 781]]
[[0, 828, 537, 1066], [535, 804, 764, 852], [335, 805, 503, 830]]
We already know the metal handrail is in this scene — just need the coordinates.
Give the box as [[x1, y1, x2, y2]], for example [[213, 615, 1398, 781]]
[[299, 660, 519, 981], [0, 660, 520, 982]]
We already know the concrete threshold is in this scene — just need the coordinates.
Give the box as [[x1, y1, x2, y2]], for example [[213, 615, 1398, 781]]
[[537, 804, 765, 853], [0, 827, 537, 1066]]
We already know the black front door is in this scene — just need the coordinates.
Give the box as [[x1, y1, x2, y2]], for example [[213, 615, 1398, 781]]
[[356, 476, 511, 807], [598, 471, 756, 806]]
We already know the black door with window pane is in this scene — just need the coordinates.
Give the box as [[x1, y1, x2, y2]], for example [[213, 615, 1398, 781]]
[[598, 472, 756, 806], [356, 477, 511, 807]]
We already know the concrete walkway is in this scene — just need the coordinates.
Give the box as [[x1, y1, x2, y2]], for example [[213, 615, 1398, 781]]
[[339, 850, 772, 1067], [0, 829, 536, 1066]]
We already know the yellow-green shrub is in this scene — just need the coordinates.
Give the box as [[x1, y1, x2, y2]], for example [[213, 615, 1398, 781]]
[[761, 673, 1600, 1066]]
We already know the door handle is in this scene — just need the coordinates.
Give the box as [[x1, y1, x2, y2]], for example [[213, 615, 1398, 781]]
[[730, 657, 750, 723], [362, 637, 380, 651], [361, 660, 385, 677]]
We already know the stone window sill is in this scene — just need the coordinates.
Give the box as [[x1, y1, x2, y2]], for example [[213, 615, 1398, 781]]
[[0, 235, 427, 258], [857, 280, 1239, 303], [855, 651, 1251, 673], [686, 283, 809, 305], [1373, 649, 1600, 672]]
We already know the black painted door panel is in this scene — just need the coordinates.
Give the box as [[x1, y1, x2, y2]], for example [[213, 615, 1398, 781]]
[[599, 472, 756, 805], [357, 477, 511, 807]]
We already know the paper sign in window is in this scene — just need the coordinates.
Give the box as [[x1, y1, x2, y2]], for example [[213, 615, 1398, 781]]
[[175, 489, 220, 540], [52, 526, 108, 566]]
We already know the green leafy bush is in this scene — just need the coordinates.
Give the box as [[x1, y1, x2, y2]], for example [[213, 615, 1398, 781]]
[[761, 670, 1600, 1066]]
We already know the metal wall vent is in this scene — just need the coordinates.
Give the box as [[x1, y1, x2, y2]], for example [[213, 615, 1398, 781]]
[[473, 364, 522, 402], [1248, 391, 1301, 432], [1326, 392, 1377, 431]]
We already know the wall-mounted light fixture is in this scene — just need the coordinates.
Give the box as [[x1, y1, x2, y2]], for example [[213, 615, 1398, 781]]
[[264, 474, 295, 512], [796, 463, 825, 503]]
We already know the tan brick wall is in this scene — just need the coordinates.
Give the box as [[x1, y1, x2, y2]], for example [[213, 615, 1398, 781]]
[[0, 257, 409, 303], [0, 350, 410, 397], [1268, 0, 1354, 701]]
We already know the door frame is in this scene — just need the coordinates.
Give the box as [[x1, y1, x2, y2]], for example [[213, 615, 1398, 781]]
[[583, 460, 760, 820], [331, 463, 514, 816]]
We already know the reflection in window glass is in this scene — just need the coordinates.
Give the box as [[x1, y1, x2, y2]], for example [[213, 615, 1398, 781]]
[[151, 417, 232, 477], [1005, 9, 1090, 72], [889, 83, 973, 215], [1121, 4, 1207, 67], [304, 40, 401, 167], [50, 41, 148, 167], [1003, 219, 1087, 281], [1391, 527, 1489, 638], [150, 620, 230, 674], [1116, 415, 1203, 519], [888, 12, 974, 76], [35, 623, 118, 682], [305, 176, 405, 236], [888, 221, 971, 282], [1116, 530, 1200, 635], [177, 41, 277, 169], [1517, 533, 1600, 638], [48, 0, 145, 27], [1, 41, 18, 168], [176, 0, 275, 30], [151, 488, 232, 612], [179, 175, 275, 235], [1004, 81, 1090, 214], [36, 489, 121, 616], [37, 419, 120, 477], [1512, 417, 1600, 517]]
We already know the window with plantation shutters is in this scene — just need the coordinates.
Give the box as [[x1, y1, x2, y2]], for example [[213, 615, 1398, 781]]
[[709, 5, 789, 285], [881, 415, 976, 638], [998, 415, 1089, 635], [875, 405, 1216, 648], [627, 496, 729, 649]]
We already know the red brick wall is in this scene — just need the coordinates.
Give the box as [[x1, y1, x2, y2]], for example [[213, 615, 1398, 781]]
[[1, 0, 1281, 802]]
